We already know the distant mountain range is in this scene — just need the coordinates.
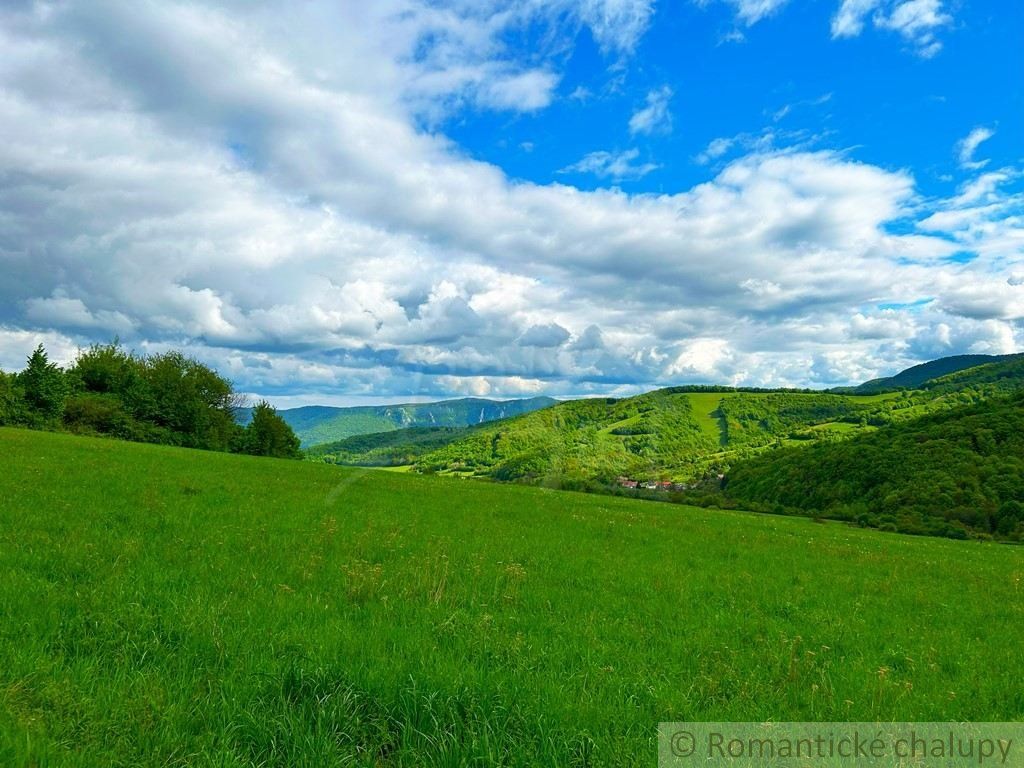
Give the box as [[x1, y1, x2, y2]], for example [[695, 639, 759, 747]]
[[236, 396, 557, 447]]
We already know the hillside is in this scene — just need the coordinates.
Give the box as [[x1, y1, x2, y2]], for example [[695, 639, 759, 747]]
[[325, 389, 909, 484], [316, 356, 1024, 492], [305, 425, 472, 466], [724, 393, 1024, 540], [922, 354, 1024, 396], [238, 396, 556, 446], [843, 353, 1023, 394], [2, 427, 1022, 765]]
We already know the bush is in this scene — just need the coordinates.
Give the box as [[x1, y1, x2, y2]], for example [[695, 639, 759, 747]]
[[0, 371, 26, 426], [63, 393, 134, 437], [69, 342, 143, 397], [136, 351, 241, 451]]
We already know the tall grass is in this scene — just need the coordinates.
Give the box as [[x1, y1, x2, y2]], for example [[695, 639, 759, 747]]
[[1, 427, 1021, 766]]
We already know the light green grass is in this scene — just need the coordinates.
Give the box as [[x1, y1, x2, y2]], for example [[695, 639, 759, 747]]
[[597, 415, 641, 435], [680, 391, 900, 450], [2, 427, 1022, 766], [679, 393, 729, 445], [843, 393, 901, 405], [808, 421, 863, 433]]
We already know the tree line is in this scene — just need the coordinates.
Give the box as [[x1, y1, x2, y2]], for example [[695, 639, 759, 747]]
[[0, 343, 301, 459]]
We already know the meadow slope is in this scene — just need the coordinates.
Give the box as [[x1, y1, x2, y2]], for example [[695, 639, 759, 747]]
[[2, 428, 1023, 766]]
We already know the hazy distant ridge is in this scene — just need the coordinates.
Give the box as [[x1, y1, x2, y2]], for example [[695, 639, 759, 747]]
[[236, 396, 557, 446]]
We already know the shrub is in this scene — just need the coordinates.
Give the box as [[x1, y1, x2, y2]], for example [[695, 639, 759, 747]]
[[63, 393, 134, 438]]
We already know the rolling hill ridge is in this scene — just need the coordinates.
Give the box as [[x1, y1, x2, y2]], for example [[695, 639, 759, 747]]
[[838, 353, 1024, 394], [310, 355, 1024, 540]]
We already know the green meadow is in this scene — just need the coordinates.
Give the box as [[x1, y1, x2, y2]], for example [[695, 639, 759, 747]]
[[2, 427, 1023, 766]]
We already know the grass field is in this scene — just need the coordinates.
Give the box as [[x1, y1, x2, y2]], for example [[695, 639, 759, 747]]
[[678, 393, 728, 446], [2, 427, 1023, 766], [679, 391, 897, 448]]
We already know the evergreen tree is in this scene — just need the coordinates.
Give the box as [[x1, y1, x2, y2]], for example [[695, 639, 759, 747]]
[[19, 345, 69, 422]]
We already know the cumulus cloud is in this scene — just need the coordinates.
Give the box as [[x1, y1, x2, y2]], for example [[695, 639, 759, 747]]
[[519, 323, 572, 347], [628, 85, 673, 135], [0, 0, 1020, 402]]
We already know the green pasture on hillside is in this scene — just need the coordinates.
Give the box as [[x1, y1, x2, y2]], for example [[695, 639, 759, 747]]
[[1, 427, 1022, 766]]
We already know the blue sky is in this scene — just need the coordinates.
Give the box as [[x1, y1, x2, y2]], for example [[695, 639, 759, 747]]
[[0, 0, 1021, 406], [450, 1, 1020, 196]]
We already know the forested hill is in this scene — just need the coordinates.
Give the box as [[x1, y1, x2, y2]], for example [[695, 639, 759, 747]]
[[724, 393, 1024, 541], [921, 355, 1024, 395], [314, 388, 922, 484], [312, 354, 1024, 506], [411, 389, 720, 483], [237, 396, 557, 446], [842, 353, 1024, 394]]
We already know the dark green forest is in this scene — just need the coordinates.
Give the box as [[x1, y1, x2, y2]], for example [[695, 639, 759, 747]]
[[724, 393, 1024, 541], [305, 426, 473, 466], [0, 343, 300, 459]]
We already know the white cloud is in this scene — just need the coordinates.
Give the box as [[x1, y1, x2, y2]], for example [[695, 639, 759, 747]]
[[956, 126, 996, 170], [628, 86, 673, 135], [0, 0, 1020, 398], [0, 327, 80, 370], [559, 149, 660, 180], [876, 0, 952, 58], [573, 0, 656, 56], [471, 68, 561, 112], [721, 0, 792, 26], [696, 137, 735, 165], [831, 0, 882, 37], [849, 310, 915, 340], [831, 0, 951, 57]]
